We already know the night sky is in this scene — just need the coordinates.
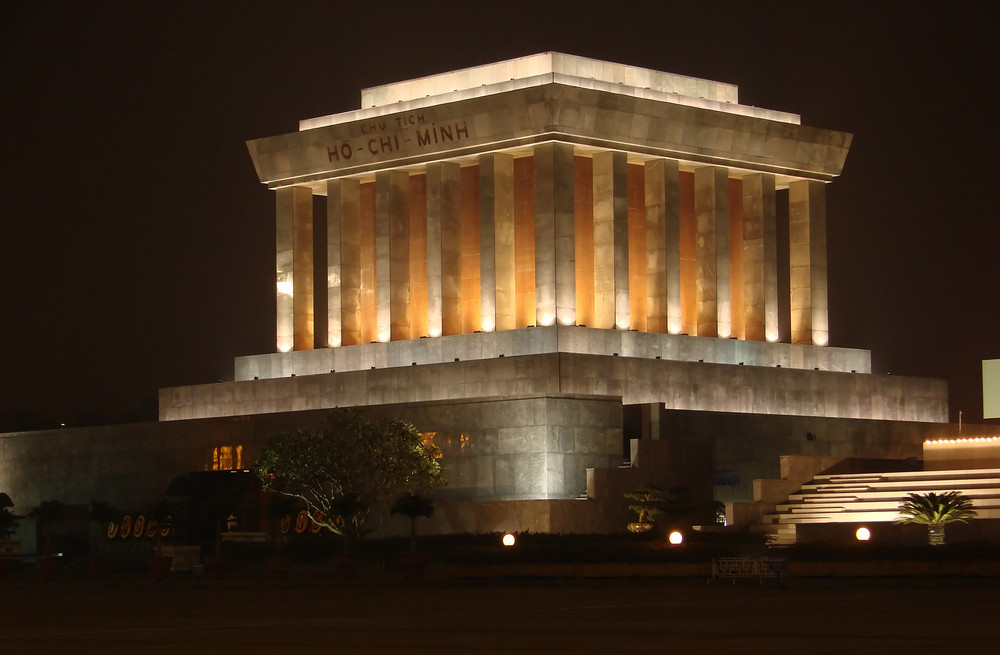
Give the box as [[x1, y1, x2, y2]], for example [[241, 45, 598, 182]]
[[2, 2, 997, 428]]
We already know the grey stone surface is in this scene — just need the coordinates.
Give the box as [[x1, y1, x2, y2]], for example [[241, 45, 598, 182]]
[[1, 393, 624, 550], [173, 341, 942, 425], [232, 325, 870, 388]]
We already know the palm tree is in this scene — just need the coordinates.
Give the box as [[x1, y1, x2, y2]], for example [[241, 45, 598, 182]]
[[895, 491, 977, 546], [390, 492, 435, 553]]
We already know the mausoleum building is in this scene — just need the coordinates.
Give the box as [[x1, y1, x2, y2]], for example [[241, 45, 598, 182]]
[[3, 55, 963, 544]]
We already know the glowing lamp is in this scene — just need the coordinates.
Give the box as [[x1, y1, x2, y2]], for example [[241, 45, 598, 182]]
[[855, 527, 871, 541], [501, 533, 516, 547], [668, 530, 683, 545]]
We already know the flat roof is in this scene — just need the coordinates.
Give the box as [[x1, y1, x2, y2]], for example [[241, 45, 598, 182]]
[[299, 53, 800, 131]]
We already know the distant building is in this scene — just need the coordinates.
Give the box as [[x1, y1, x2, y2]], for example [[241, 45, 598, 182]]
[[984, 359, 1000, 419], [1, 55, 966, 551]]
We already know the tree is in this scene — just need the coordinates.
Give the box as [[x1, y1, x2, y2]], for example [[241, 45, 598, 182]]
[[0, 493, 23, 540], [253, 411, 443, 553], [896, 491, 977, 546], [624, 484, 693, 534], [29, 500, 66, 557], [391, 492, 435, 553]]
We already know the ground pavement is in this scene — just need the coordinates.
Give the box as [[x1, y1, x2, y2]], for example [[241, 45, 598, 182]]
[[0, 571, 997, 654]]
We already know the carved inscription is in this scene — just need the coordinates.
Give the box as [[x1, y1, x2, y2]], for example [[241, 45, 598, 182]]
[[327, 112, 471, 163]]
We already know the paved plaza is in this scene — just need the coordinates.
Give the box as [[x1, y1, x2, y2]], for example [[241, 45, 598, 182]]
[[1, 573, 997, 654]]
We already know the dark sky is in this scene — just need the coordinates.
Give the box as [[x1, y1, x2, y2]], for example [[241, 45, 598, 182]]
[[2, 1, 997, 426]]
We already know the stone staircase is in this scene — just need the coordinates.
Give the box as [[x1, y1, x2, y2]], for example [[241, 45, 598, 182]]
[[758, 468, 1000, 545]]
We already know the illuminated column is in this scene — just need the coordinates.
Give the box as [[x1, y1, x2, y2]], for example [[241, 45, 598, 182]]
[[742, 173, 778, 342], [645, 159, 681, 334], [513, 157, 536, 328], [694, 166, 730, 338], [789, 180, 828, 345], [275, 186, 314, 352], [375, 170, 410, 342], [359, 183, 377, 344], [479, 153, 515, 332], [327, 179, 361, 347], [409, 175, 428, 338], [593, 150, 629, 330], [534, 142, 576, 327], [627, 165, 647, 333], [426, 162, 462, 337]]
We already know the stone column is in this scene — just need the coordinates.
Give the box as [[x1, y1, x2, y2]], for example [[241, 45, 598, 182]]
[[375, 170, 410, 342], [694, 166, 730, 338], [275, 186, 313, 352], [789, 180, 828, 346], [593, 150, 629, 330], [479, 153, 515, 332], [645, 159, 681, 334], [533, 142, 576, 327], [742, 173, 778, 342], [327, 179, 361, 347], [426, 162, 462, 337]]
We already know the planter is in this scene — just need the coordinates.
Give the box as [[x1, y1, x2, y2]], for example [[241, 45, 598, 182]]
[[35, 556, 61, 580], [205, 555, 233, 580], [87, 555, 115, 580], [158, 545, 201, 572], [398, 552, 427, 580], [147, 555, 173, 580], [0, 540, 22, 558], [266, 554, 292, 580]]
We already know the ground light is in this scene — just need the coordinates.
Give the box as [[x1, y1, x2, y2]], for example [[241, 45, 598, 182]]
[[856, 526, 871, 541], [502, 533, 516, 547], [668, 530, 683, 545]]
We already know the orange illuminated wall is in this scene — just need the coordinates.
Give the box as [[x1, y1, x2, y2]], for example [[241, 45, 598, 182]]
[[574, 156, 595, 327], [627, 163, 647, 332], [728, 177, 745, 340], [514, 156, 536, 328], [678, 171, 696, 335], [323, 157, 761, 347], [460, 165, 481, 333], [359, 181, 377, 344], [409, 174, 428, 338]]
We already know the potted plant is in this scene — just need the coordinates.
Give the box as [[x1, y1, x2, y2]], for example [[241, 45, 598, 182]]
[[0, 492, 24, 580], [896, 491, 977, 546], [264, 495, 297, 579], [86, 500, 118, 579], [29, 499, 66, 579], [624, 485, 666, 533], [390, 492, 434, 580], [144, 499, 175, 579], [624, 484, 693, 534]]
